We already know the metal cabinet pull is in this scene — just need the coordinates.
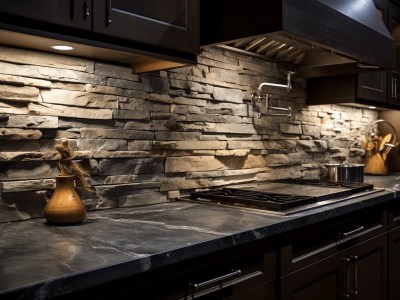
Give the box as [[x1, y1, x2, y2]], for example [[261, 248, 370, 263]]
[[191, 269, 242, 290], [340, 226, 364, 238], [342, 258, 350, 299], [392, 77, 395, 98], [350, 256, 359, 296], [106, 0, 112, 25], [84, 0, 91, 17], [395, 78, 398, 99]]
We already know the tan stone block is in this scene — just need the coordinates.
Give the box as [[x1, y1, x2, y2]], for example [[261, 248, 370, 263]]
[[41, 89, 118, 109], [0, 46, 89, 71], [2, 115, 58, 128], [165, 156, 227, 173], [160, 178, 213, 191], [153, 140, 227, 150], [28, 103, 113, 119], [0, 74, 51, 88], [0, 84, 39, 102], [0, 128, 42, 140]]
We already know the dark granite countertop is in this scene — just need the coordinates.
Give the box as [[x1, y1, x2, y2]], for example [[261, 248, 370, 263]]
[[1, 175, 400, 299]]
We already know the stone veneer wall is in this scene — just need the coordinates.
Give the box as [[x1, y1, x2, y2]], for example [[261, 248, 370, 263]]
[[0, 45, 377, 223]]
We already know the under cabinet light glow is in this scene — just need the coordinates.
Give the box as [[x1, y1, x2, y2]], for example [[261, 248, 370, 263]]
[[51, 45, 74, 51], [369, 106, 376, 109]]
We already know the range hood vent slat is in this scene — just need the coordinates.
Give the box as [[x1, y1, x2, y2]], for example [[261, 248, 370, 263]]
[[201, 0, 397, 77]]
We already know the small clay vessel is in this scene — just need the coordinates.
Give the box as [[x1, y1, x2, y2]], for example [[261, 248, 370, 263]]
[[44, 175, 86, 225]]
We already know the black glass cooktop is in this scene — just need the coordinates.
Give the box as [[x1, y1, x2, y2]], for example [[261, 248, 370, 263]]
[[190, 179, 375, 212]]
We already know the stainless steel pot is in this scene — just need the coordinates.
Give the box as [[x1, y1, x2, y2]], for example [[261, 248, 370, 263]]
[[320, 163, 365, 182]]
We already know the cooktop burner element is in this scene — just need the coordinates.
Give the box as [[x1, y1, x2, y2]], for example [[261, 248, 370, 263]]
[[191, 189, 318, 211], [188, 179, 376, 214]]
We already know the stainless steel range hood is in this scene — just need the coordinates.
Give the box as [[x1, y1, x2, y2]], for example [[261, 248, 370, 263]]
[[201, 0, 396, 77]]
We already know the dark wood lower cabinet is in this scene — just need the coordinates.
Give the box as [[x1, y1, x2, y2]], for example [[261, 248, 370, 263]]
[[280, 233, 387, 300], [280, 252, 342, 300], [388, 226, 400, 300]]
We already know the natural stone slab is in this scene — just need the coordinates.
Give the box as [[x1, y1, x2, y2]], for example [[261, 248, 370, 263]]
[[127, 141, 153, 151], [155, 131, 201, 141], [93, 151, 149, 158], [0, 46, 89, 71], [215, 149, 250, 156], [94, 62, 140, 81], [95, 183, 161, 201], [98, 158, 165, 175], [160, 178, 213, 191], [186, 113, 228, 123], [297, 140, 328, 152], [119, 97, 170, 112], [0, 151, 58, 161], [104, 175, 139, 184], [81, 128, 154, 140], [172, 105, 206, 114], [166, 156, 227, 173], [28, 103, 113, 119], [107, 78, 151, 92], [0, 190, 48, 220], [169, 79, 213, 94], [124, 120, 180, 131], [280, 123, 302, 134], [0, 74, 51, 88], [1, 115, 58, 128], [206, 103, 249, 117], [256, 165, 302, 181], [0, 128, 42, 140], [302, 125, 321, 138], [0, 61, 105, 85], [41, 89, 118, 109], [119, 192, 167, 207], [212, 86, 244, 103], [1, 179, 54, 193], [112, 110, 151, 120], [0, 161, 59, 180], [152, 140, 227, 150], [186, 167, 270, 179], [78, 139, 127, 151], [266, 153, 302, 166], [0, 84, 39, 102], [0, 100, 28, 114]]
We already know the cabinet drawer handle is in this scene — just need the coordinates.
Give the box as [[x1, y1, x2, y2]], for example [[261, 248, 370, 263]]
[[84, 0, 91, 17], [350, 256, 359, 296], [191, 269, 242, 289], [340, 226, 364, 238], [106, 0, 112, 25]]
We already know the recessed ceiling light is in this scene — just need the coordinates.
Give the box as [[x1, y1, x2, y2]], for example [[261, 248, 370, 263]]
[[51, 45, 74, 51], [368, 106, 376, 109]]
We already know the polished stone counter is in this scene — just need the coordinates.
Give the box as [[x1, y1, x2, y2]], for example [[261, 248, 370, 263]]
[[0, 175, 399, 299]]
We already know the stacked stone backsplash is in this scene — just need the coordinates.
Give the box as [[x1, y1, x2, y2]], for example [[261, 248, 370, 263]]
[[0, 45, 377, 223]]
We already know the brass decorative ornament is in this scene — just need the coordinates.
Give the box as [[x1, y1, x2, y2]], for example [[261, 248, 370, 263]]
[[44, 140, 95, 225]]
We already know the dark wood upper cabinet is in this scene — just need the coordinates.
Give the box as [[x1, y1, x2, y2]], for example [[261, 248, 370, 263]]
[[0, 0, 199, 73], [92, 0, 199, 54], [0, 0, 91, 30]]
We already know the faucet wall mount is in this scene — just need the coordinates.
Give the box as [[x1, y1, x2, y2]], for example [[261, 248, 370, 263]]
[[250, 71, 294, 119]]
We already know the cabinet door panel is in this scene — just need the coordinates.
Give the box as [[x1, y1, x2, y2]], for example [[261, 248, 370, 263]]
[[92, 0, 199, 54], [280, 253, 342, 300], [347, 233, 387, 300], [389, 227, 400, 300], [0, 0, 91, 30], [357, 71, 387, 103]]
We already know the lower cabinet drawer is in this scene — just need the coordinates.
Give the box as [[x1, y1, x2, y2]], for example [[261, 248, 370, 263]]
[[179, 250, 275, 300], [280, 206, 387, 275], [67, 244, 276, 300]]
